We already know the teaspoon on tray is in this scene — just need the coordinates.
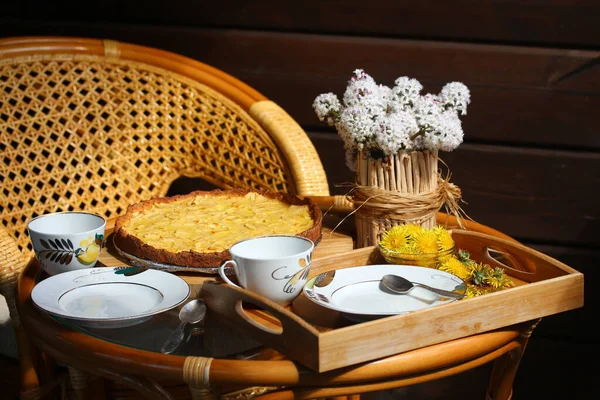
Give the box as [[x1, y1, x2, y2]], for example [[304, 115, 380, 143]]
[[381, 274, 466, 299]]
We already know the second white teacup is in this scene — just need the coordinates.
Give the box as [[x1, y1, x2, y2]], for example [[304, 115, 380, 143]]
[[27, 211, 106, 276], [218, 235, 314, 305]]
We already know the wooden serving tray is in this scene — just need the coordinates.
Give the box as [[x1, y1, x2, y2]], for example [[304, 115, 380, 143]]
[[201, 229, 584, 372]]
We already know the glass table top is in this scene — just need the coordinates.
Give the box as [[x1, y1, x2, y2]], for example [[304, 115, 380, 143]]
[[53, 301, 265, 360]]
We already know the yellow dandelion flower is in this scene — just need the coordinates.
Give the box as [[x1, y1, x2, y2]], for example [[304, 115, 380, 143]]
[[486, 267, 515, 290], [464, 286, 479, 298], [379, 225, 411, 251], [433, 226, 455, 251], [412, 229, 439, 254], [439, 256, 471, 281], [465, 285, 494, 298], [401, 224, 423, 239]]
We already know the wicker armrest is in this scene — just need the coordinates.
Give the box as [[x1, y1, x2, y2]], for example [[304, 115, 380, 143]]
[[249, 101, 329, 196], [0, 226, 27, 303]]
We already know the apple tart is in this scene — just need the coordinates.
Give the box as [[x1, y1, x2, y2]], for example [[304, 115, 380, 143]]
[[113, 189, 322, 268]]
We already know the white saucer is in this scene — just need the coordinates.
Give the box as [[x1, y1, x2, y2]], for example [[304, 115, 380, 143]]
[[32, 266, 190, 328], [303, 265, 466, 322]]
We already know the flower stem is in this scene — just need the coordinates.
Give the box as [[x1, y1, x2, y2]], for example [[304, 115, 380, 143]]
[[410, 129, 425, 141]]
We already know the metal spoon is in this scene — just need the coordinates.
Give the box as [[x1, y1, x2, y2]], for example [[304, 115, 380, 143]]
[[161, 299, 207, 354], [381, 274, 466, 299]]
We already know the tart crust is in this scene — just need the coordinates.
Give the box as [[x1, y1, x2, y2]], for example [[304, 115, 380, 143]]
[[113, 189, 323, 268]]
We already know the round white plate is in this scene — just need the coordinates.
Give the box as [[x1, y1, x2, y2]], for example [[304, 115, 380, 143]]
[[303, 265, 466, 322], [32, 266, 191, 328]]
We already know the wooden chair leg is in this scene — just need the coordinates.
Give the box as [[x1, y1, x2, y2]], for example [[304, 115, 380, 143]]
[[16, 325, 42, 400], [189, 388, 219, 400], [487, 319, 541, 400], [0, 229, 44, 400], [67, 366, 91, 400], [66, 366, 106, 400]]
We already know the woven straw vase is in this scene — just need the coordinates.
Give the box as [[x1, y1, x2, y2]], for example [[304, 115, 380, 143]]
[[354, 150, 439, 248]]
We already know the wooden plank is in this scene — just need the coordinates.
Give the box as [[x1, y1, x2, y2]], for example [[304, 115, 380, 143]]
[[2, 0, 599, 47], [3, 23, 596, 92], [445, 145, 600, 246], [174, 32, 600, 93], [1, 23, 598, 149], [310, 133, 600, 246]]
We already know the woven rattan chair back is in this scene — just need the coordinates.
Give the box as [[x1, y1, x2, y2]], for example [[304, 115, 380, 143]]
[[0, 37, 329, 259]]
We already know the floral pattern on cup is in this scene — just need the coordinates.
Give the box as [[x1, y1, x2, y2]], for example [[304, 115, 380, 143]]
[[36, 233, 105, 267]]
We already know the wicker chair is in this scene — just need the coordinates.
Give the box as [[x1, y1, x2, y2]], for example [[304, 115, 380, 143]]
[[0, 36, 330, 399]]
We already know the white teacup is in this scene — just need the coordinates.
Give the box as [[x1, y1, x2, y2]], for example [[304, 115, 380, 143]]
[[218, 235, 314, 305], [27, 212, 106, 276]]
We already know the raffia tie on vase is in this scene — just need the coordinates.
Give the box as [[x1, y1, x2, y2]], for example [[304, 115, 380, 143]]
[[352, 150, 465, 248]]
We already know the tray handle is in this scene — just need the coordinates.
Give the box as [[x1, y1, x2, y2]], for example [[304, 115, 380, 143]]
[[451, 230, 578, 282], [234, 300, 282, 335], [201, 282, 321, 368]]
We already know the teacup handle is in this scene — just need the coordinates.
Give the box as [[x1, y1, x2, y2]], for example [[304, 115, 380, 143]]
[[218, 260, 240, 288]]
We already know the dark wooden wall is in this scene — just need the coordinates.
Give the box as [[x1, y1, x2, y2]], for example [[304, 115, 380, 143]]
[[2, 1, 599, 396]]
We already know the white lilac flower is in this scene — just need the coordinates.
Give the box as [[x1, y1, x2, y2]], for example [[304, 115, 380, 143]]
[[342, 69, 386, 115], [378, 84, 394, 112], [391, 76, 423, 110], [421, 111, 464, 152], [337, 106, 378, 151], [374, 111, 419, 155], [413, 93, 442, 116], [439, 82, 471, 115], [438, 112, 464, 151], [312, 93, 341, 126]]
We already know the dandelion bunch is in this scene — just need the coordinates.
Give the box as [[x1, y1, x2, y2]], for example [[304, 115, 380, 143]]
[[313, 69, 471, 168], [438, 250, 514, 298]]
